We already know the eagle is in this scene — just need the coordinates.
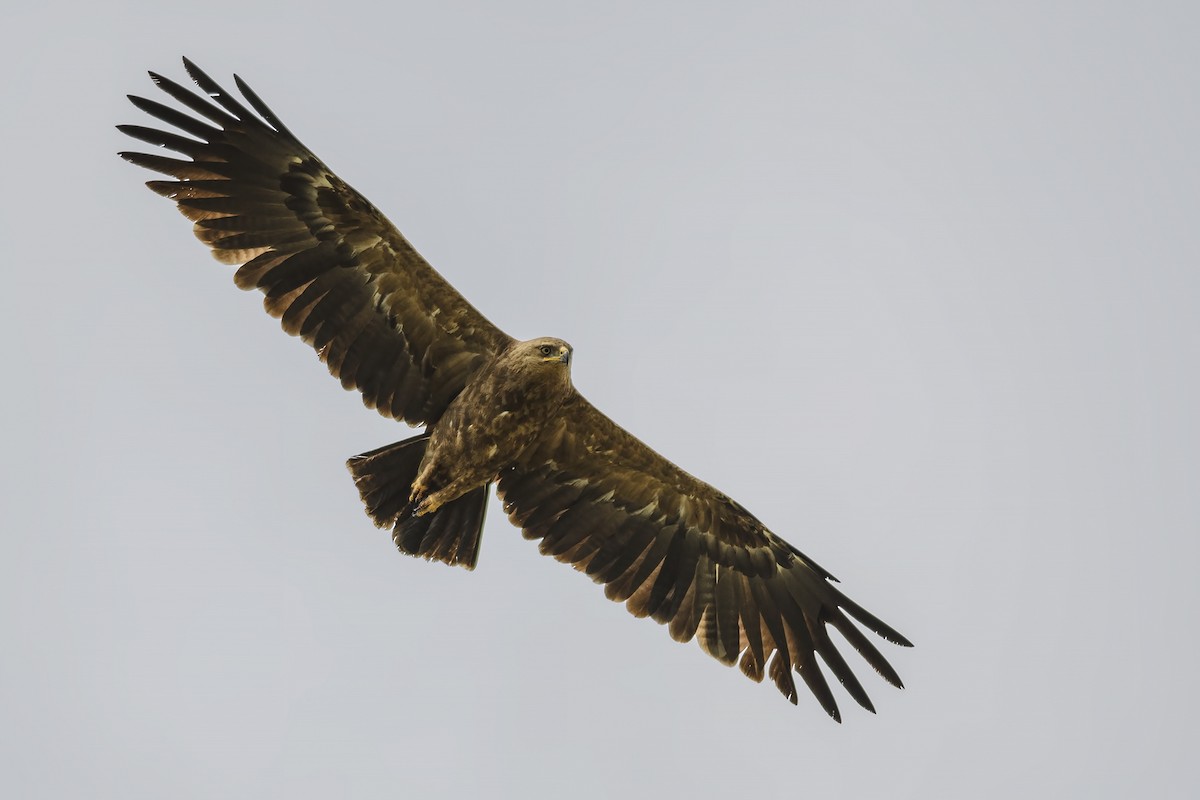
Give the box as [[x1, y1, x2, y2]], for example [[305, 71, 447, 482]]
[[119, 59, 912, 720]]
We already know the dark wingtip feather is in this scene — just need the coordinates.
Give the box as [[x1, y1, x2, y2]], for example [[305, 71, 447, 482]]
[[181, 56, 212, 89], [234, 72, 298, 139], [118, 124, 207, 157], [841, 596, 913, 648], [795, 650, 841, 721], [126, 93, 223, 141]]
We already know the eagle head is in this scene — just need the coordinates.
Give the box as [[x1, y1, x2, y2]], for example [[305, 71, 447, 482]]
[[521, 336, 573, 367]]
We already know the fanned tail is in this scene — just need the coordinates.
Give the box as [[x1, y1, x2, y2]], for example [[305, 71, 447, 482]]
[[347, 435, 488, 569]]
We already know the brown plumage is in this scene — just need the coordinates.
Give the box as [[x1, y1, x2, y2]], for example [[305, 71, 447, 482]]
[[120, 59, 912, 720]]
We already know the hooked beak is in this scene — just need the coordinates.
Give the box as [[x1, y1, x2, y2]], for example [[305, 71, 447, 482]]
[[546, 345, 571, 365]]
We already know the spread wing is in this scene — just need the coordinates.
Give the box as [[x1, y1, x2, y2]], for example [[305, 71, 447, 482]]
[[497, 393, 912, 720], [119, 59, 512, 425]]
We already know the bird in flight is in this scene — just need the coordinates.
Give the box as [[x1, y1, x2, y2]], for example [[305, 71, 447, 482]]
[[119, 59, 912, 720]]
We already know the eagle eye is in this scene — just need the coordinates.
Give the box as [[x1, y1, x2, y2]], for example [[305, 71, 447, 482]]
[[538, 344, 554, 357]]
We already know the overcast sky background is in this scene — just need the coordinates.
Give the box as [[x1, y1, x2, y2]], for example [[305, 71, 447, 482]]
[[3, 1, 1198, 797]]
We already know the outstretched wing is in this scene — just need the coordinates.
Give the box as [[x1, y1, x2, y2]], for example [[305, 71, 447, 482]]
[[119, 59, 512, 425], [497, 393, 912, 720]]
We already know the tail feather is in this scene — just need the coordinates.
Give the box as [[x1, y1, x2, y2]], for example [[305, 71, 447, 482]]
[[348, 434, 430, 526], [399, 485, 489, 569], [346, 434, 488, 570]]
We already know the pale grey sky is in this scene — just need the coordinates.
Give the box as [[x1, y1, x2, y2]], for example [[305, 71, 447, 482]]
[[3, 1, 1198, 797]]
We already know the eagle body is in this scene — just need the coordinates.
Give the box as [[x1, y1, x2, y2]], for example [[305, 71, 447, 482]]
[[412, 337, 574, 516], [120, 59, 912, 720]]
